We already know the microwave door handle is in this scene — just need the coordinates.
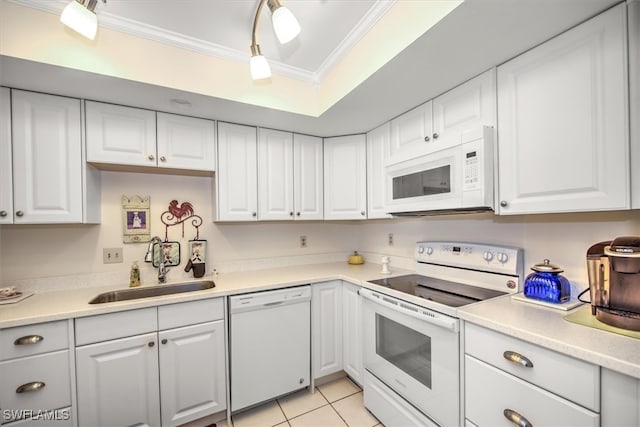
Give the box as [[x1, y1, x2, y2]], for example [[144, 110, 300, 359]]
[[360, 289, 459, 333]]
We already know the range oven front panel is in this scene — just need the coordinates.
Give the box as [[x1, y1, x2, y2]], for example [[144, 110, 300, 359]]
[[361, 289, 460, 427]]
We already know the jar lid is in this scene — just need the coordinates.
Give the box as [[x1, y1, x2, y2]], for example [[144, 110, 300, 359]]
[[530, 259, 564, 273]]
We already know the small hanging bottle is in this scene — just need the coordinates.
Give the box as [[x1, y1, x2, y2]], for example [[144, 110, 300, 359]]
[[130, 261, 141, 287]]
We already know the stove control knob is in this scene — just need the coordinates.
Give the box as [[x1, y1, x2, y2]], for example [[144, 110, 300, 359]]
[[425, 247, 434, 255], [483, 251, 494, 262], [497, 252, 509, 264], [417, 246, 425, 254]]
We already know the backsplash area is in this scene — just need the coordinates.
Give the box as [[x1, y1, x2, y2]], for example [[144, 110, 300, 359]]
[[1, 171, 639, 292]]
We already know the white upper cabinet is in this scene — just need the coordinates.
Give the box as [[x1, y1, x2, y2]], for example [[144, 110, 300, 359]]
[[86, 101, 156, 167], [258, 128, 294, 220], [217, 122, 258, 221], [324, 135, 367, 220], [432, 69, 495, 147], [293, 134, 324, 220], [388, 69, 496, 167], [0, 87, 12, 224], [11, 90, 85, 223], [367, 123, 392, 219], [388, 101, 432, 166], [497, 4, 629, 215], [156, 112, 215, 171], [86, 102, 215, 172], [630, 0, 640, 209]]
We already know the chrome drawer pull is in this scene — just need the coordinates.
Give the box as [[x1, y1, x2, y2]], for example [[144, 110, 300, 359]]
[[16, 381, 46, 394], [504, 409, 532, 427], [503, 350, 534, 368], [14, 335, 44, 345]]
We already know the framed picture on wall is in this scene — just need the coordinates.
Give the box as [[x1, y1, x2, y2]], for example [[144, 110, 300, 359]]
[[122, 195, 151, 243]]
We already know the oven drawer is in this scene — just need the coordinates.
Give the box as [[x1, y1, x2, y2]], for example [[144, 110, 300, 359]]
[[465, 355, 599, 427], [464, 323, 599, 411]]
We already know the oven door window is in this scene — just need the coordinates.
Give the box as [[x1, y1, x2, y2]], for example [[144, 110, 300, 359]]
[[375, 313, 431, 389], [392, 165, 451, 200]]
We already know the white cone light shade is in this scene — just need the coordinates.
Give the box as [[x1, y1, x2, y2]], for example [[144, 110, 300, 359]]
[[271, 6, 300, 44], [60, 1, 98, 40], [250, 54, 272, 80]]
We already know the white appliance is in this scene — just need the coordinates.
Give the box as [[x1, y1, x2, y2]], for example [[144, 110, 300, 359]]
[[363, 241, 523, 426], [229, 285, 311, 412], [385, 127, 494, 215]]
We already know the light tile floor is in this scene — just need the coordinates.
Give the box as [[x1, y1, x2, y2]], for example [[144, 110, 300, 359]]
[[226, 377, 382, 427]]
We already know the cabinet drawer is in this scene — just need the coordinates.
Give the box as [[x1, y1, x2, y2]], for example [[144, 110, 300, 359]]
[[465, 355, 599, 427], [158, 297, 223, 330], [0, 320, 69, 361], [0, 351, 71, 423], [75, 307, 157, 345], [465, 323, 599, 411]]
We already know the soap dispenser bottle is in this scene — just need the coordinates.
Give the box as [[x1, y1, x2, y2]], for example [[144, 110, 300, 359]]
[[130, 261, 141, 287]]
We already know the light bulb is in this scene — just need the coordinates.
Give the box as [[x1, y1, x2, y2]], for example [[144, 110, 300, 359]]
[[271, 5, 300, 44], [250, 54, 272, 80], [60, 0, 98, 40]]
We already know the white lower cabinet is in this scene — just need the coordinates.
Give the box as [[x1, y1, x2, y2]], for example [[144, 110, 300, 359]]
[[75, 299, 226, 427], [342, 282, 363, 385], [601, 368, 640, 427], [464, 323, 600, 426], [312, 281, 343, 378]]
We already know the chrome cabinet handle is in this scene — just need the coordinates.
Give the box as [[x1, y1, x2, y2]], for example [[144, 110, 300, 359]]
[[14, 335, 44, 346], [424, 136, 430, 142], [0, 210, 7, 217], [15, 211, 24, 217], [296, 212, 301, 217], [252, 212, 257, 217], [504, 409, 533, 427], [503, 350, 534, 368], [289, 212, 294, 217], [360, 211, 365, 216], [500, 200, 508, 207], [160, 156, 166, 162], [432, 133, 439, 139], [148, 154, 155, 161], [161, 339, 168, 345], [16, 381, 46, 394], [148, 341, 155, 347]]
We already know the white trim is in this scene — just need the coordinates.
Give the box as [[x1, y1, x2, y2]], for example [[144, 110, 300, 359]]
[[9, 0, 394, 84]]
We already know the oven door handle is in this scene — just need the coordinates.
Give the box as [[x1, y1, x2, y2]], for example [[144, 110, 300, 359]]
[[360, 288, 459, 333]]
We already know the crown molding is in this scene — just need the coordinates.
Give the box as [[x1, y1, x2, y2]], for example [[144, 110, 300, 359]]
[[9, 0, 392, 85]]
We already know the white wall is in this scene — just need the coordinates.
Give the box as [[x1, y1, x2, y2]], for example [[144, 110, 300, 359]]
[[1, 169, 639, 293]]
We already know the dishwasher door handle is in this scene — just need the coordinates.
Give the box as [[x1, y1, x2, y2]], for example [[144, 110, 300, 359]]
[[263, 301, 284, 307]]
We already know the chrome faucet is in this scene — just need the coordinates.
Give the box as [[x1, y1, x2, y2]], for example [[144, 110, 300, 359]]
[[157, 261, 169, 284], [144, 236, 170, 284]]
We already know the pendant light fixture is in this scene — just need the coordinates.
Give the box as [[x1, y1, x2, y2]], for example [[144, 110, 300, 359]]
[[60, 0, 102, 40], [250, 0, 301, 80]]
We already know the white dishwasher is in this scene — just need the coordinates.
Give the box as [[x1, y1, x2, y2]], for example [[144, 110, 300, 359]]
[[230, 285, 311, 412]]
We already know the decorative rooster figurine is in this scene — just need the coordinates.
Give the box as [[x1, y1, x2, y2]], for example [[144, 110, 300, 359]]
[[168, 200, 194, 220]]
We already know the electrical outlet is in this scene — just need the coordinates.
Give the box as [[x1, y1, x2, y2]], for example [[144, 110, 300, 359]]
[[388, 233, 394, 246], [103, 248, 123, 264], [300, 235, 307, 248]]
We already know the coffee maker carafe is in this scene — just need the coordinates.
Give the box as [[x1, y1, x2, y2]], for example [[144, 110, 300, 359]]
[[587, 236, 640, 331]]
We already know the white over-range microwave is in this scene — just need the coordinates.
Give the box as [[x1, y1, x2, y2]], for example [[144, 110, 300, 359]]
[[385, 126, 494, 215]]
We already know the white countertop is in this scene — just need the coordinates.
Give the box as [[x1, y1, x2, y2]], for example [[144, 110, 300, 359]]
[[458, 294, 640, 380], [2, 261, 640, 380]]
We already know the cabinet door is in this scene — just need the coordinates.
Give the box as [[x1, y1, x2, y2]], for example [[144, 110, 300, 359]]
[[76, 333, 161, 427], [85, 101, 157, 167], [432, 69, 495, 147], [0, 87, 12, 224], [217, 122, 258, 221], [11, 90, 82, 223], [342, 283, 363, 386], [324, 135, 367, 220], [258, 128, 294, 220], [312, 280, 343, 379], [601, 368, 640, 427], [630, 0, 640, 209], [366, 123, 392, 219], [156, 112, 215, 172], [293, 134, 324, 220], [159, 321, 226, 427], [497, 4, 628, 215], [388, 101, 432, 165]]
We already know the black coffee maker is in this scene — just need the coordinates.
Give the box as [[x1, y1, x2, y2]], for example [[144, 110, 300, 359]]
[[586, 236, 640, 331]]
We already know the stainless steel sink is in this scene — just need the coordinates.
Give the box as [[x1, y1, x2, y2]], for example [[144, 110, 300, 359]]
[[89, 281, 215, 304]]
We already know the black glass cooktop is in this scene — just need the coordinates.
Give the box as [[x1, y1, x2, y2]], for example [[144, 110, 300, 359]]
[[368, 274, 507, 307]]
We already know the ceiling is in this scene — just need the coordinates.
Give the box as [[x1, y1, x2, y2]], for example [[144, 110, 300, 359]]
[[0, 0, 621, 137]]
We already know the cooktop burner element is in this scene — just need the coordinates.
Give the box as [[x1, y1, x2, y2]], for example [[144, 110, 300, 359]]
[[368, 274, 507, 307]]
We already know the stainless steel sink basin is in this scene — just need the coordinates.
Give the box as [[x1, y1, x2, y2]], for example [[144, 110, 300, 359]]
[[89, 281, 215, 304]]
